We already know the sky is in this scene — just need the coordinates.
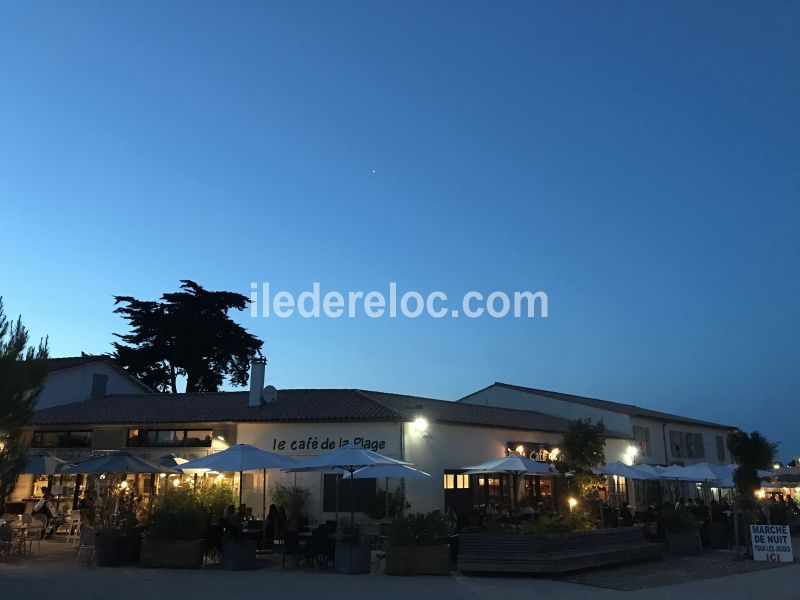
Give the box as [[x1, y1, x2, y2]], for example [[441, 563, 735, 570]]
[[1, 2, 798, 459]]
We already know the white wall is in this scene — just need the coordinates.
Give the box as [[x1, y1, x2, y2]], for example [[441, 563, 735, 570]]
[[461, 386, 632, 435], [629, 416, 733, 467], [237, 422, 402, 521], [36, 362, 147, 410]]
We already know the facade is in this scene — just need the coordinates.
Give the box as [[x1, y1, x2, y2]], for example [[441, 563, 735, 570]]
[[36, 356, 152, 410], [10, 362, 738, 521]]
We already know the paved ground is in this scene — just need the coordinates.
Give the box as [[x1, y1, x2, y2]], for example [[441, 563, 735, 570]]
[[1, 538, 798, 599]]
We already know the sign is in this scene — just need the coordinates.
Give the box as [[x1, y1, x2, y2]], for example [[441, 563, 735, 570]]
[[271, 435, 388, 453], [750, 524, 794, 562]]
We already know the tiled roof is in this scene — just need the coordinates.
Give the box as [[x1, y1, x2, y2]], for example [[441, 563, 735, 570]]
[[30, 387, 626, 436], [30, 389, 398, 426], [47, 356, 111, 372], [461, 382, 735, 430], [362, 391, 630, 438], [46, 356, 153, 392]]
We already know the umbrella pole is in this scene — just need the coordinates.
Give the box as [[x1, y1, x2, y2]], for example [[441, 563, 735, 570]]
[[385, 477, 389, 519], [262, 468, 267, 550], [239, 471, 243, 506], [349, 467, 355, 529], [262, 469, 267, 519]]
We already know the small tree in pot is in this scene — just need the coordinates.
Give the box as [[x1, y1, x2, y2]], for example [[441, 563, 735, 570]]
[[386, 511, 450, 575], [140, 487, 207, 568]]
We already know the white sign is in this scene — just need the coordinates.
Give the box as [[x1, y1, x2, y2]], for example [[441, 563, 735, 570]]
[[750, 525, 794, 562]]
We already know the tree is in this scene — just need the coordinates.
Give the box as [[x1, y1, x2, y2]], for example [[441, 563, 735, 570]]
[[556, 418, 607, 504], [727, 430, 777, 497], [112, 280, 263, 393], [0, 298, 49, 511]]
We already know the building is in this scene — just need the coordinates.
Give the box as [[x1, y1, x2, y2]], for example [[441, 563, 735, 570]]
[[10, 361, 737, 521], [37, 356, 153, 410]]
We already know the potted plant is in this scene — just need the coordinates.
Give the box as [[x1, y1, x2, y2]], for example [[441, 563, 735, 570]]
[[660, 506, 702, 555], [386, 511, 450, 575], [93, 479, 137, 566], [140, 487, 207, 568]]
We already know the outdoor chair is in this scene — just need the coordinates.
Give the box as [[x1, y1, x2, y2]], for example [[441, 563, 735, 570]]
[[24, 523, 44, 553], [1, 513, 16, 524], [65, 511, 81, 545], [0, 522, 18, 557], [281, 531, 303, 567], [75, 524, 96, 564], [21, 513, 32, 525], [308, 526, 334, 568]]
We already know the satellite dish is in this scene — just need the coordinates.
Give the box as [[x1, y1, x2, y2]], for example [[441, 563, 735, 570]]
[[262, 385, 278, 404]]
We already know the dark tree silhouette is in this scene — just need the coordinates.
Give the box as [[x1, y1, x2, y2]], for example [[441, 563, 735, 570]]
[[112, 280, 263, 393], [727, 430, 777, 497], [0, 298, 49, 510]]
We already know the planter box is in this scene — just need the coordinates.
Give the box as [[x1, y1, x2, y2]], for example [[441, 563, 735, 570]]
[[386, 545, 450, 575], [222, 538, 257, 570], [334, 542, 371, 574], [665, 531, 702, 555], [458, 528, 664, 574], [140, 539, 204, 569], [95, 534, 125, 567]]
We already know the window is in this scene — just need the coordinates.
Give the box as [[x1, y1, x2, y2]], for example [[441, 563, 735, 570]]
[[443, 471, 470, 489], [633, 426, 651, 456], [322, 474, 376, 512], [127, 428, 212, 448], [670, 431, 705, 459], [715, 435, 726, 461], [31, 431, 92, 448]]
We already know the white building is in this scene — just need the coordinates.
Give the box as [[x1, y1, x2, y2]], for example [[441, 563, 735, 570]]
[[11, 361, 737, 521], [36, 356, 152, 410]]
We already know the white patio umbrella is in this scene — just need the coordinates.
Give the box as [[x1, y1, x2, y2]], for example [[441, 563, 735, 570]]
[[20, 452, 71, 475], [344, 464, 431, 519], [462, 455, 554, 510], [286, 444, 411, 526], [595, 461, 662, 480], [462, 455, 555, 475], [61, 452, 177, 474], [655, 464, 718, 482], [178, 444, 299, 517]]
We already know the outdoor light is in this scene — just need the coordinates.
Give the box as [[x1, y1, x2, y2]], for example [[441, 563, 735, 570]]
[[412, 417, 428, 433], [216, 434, 225, 442], [549, 448, 560, 460], [172, 478, 181, 488], [515, 445, 525, 455], [773, 463, 781, 470], [119, 480, 128, 490], [568, 497, 578, 512], [159, 473, 167, 479]]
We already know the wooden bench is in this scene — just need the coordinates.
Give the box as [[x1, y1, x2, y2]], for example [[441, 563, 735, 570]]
[[457, 526, 664, 574]]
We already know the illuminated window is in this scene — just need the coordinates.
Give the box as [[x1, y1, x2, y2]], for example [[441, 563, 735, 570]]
[[443, 471, 470, 489]]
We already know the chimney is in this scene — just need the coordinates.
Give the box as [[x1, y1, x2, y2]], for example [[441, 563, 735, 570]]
[[249, 357, 267, 407]]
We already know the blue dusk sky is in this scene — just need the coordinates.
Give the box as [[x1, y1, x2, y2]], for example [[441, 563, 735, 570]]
[[1, 2, 798, 458]]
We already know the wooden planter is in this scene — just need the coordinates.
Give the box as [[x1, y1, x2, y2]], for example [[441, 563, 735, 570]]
[[386, 545, 450, 575], [333, 542, 371, 574], [140, 539, 204, 569], [95, 533, 125, 567], [665, 531, 702, 555], [222, 538, 257, 570]]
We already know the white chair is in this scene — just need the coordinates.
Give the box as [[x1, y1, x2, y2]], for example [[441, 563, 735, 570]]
[[75, 524, 95, 564], [65, 510, 81, 545]]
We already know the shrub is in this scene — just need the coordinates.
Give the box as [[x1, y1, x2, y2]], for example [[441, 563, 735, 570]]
[[518, 509, 596, 534], [387, 511, 449, 546], [148, 487, 207, 541], [658, 506, 696, 533], [270, 482, 310, 517], [195, 478, 235, 522], [367, 486, 408, 520]]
